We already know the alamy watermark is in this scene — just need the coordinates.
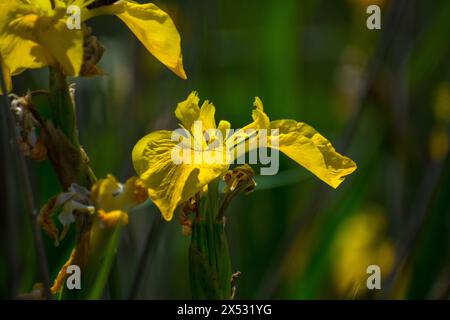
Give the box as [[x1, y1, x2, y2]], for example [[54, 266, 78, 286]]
[[66, 4, 381, 31], [366, 264, 381, 290], [366, 5, 381, 30], [66, 5, 81, 30], [66, 264, 81, 290]]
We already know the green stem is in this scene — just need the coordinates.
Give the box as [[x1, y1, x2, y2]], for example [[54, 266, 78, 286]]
[[46, 67, 96, 189], [108, 255, 121, 299], [85, 226, 122, 300], [48, 68, 78, 146], [60, 223, 122, 300], [189, 179, 232, 299]]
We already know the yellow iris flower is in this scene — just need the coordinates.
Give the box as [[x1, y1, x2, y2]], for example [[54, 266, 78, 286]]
[[132, 92, 357, 221], [39, 174, 148, 245], [0, 0, 186, 92], [91, 174, 149, 227], [40, 174, 148, 294]]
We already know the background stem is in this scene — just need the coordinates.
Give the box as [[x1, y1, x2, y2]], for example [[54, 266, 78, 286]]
[[0, 63, 51, 299], [128, 215, 161, 299]]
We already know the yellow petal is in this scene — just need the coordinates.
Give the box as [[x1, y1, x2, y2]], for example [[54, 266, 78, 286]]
[[97, 209, 129, 228], [91, 175, 121, 211], [91, 174, 148, 212], [50, 249, 75, 295], [0, 6, 83, 77], [0, 14, 49, 75], [34, 0, 53, 11], [132, 130, 227, 220], [175, 91, 201, 130], [36, 19, 84, 76], [269, 120, 357, 188], [86, 1, 186, 79], [200, 100, 217, 130], [228, 97, 270, 160], [242, 97, 270, 131], [218, 120, 231, 138]]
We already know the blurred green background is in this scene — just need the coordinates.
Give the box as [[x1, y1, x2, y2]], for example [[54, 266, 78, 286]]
[[1, 0, 449, 299]]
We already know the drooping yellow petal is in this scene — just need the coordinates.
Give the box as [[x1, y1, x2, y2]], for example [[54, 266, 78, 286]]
[[269, 119, 357, 188], [132, 130, 227, 220], [229, 97, 356, 187], [0, 5, 83, 77], [175, 91, 201, 130], [85, 1, 186, 79], [114, 2, 187, 79], [50, 249, 75, 295]]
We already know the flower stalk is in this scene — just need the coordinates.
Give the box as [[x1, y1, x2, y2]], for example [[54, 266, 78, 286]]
[[189, 179, 232, 300], [45, 67, 96, 189], [41, 68, 129, 300], [60, 222, 123, 299], [48, 67, 78, 146]]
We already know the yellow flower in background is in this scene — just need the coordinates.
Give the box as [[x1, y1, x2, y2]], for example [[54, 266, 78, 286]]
[[39, 174, 148, 245], [429, 127, 449, 161], [331, 206, 394, 298], [429, 83, 450, 161], [132, 92, 357, 221], [433, 83, 450, 123], [91, 174, 149, 227], [0, 0, 186, 93]]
